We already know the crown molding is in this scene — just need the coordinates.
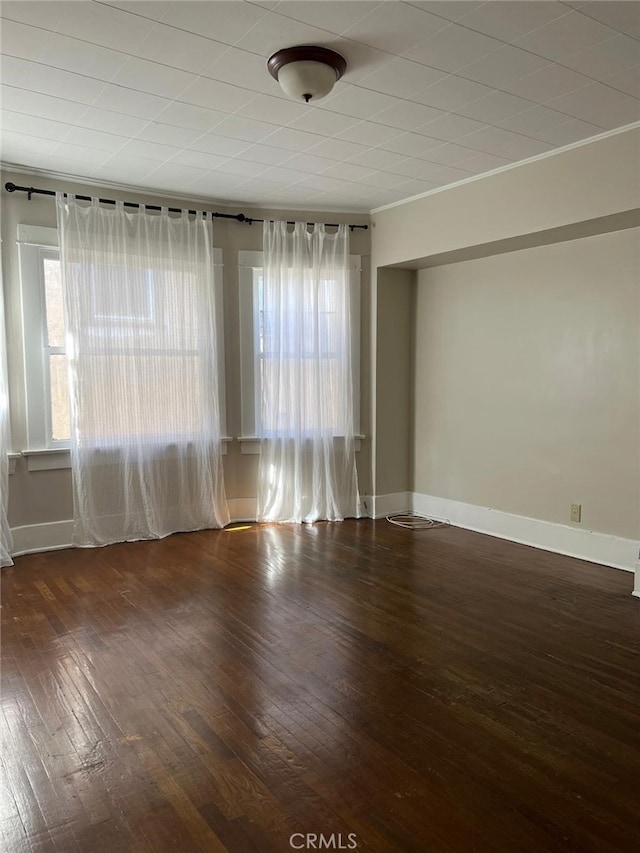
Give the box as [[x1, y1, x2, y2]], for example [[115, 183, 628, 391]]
[[371, 122, 640, 215]]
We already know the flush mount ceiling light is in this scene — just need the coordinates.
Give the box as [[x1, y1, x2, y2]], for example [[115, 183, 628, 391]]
[[267, 46, 347, 104]]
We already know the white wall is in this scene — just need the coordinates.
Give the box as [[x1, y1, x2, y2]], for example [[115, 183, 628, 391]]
[[414, 228, 640, 541], [371, 127, 640, 269], [368, 127, 640, 569]]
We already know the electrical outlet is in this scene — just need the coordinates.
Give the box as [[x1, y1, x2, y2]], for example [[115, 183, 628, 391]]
[[570, 503, 581, 523]]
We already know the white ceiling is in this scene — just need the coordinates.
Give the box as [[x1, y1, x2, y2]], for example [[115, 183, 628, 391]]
[[1, 0, 639, 212]]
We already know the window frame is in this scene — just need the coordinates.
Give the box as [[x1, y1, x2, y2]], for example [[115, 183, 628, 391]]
[[238, 249, 361, 446], [18, 225, 64, 451], [17, 225, 227, 455]]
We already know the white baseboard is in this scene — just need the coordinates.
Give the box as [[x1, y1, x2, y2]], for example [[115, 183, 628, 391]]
[[8, 492, 392, 554], [367, 492, 413, 518], [412, 492, 639, 573], [363, 492, 412, 519], [10, 501, 262, 557], [11, 520, 74, 556], [11, 496, 639, 579]]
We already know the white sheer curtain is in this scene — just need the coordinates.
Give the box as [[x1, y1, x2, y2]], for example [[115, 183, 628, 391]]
[[56, 194, 229, 547], [1, 267, 13, 566], [257, 220, 360, 523]]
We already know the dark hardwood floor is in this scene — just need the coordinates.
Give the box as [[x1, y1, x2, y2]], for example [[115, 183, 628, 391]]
[[1, 520, 639, 852]]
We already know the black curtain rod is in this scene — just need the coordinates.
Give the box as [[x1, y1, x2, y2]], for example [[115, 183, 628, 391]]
[[4, 182, 369, 231]]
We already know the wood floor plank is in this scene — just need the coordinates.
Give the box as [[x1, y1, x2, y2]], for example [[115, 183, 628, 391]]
[[1, 520, 639, 851]]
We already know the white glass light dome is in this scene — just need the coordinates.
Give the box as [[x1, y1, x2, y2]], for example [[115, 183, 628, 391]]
[[268, 46, 347, 104]]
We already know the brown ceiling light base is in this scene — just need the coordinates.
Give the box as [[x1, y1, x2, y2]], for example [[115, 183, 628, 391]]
[[267, 46, 347, 103]]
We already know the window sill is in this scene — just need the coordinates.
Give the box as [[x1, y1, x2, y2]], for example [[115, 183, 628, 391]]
[[21, 438, 234, 471], [238, 435, 365, 455], [238, 436, 260, 455], [22, 448, 71, 471]]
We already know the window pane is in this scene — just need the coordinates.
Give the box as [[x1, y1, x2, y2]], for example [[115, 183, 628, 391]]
[[80, 354, 207, 440], [261, 357, 347, 433], [258, 272, 350, 434], [44, 258, 65, 347], [49, 354, 70, 441]]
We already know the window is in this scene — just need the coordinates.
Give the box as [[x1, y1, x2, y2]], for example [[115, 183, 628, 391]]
[[18, 225, 226, 452], [88, 263, 156, 326], [42, 254, 70, 443], [18, 226, 69, 449], [238, 250, 361, 441]]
